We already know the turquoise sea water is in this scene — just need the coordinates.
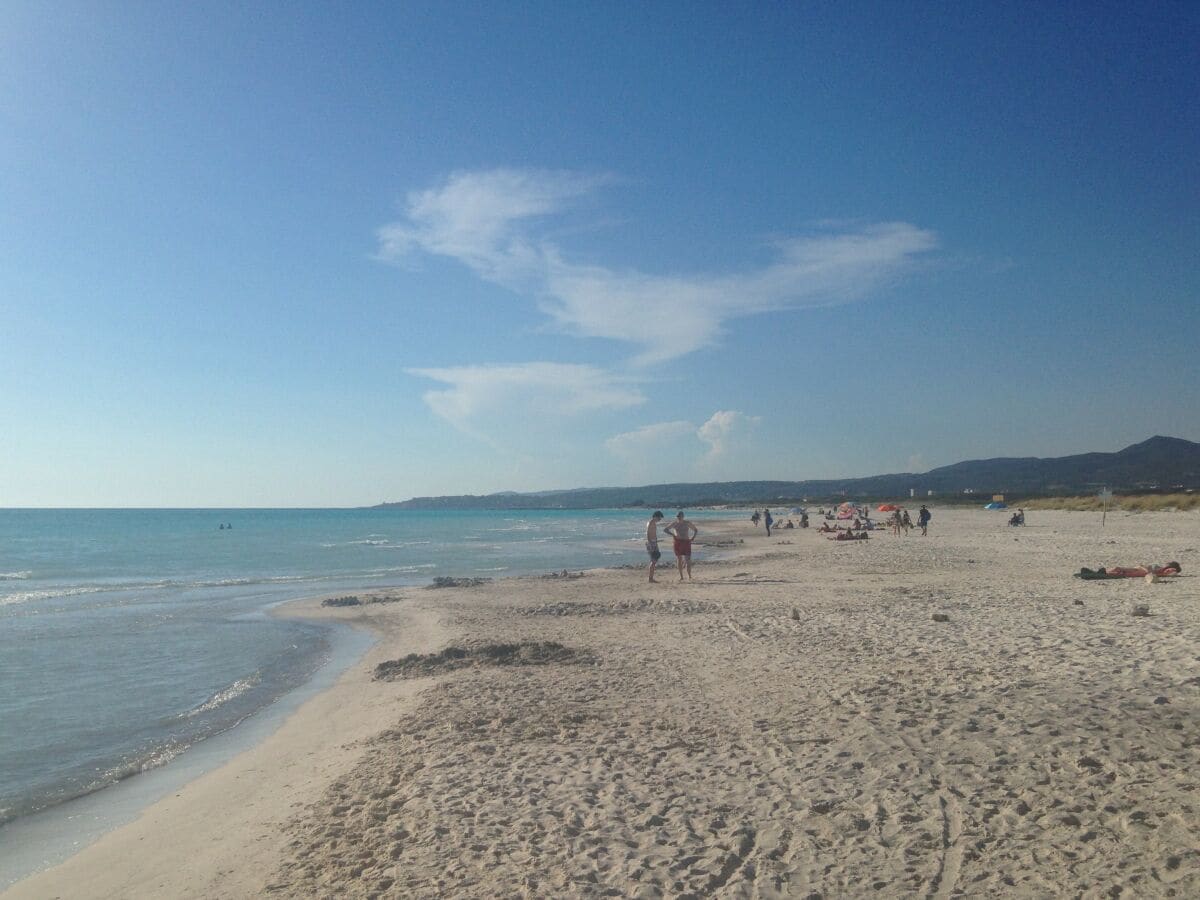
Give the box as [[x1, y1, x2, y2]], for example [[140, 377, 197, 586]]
[[0, 507, 729, 833]]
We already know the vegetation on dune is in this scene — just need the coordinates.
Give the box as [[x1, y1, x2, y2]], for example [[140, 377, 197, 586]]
[[1020, 493, 1200, 512], [378, 436, 1200, 511]]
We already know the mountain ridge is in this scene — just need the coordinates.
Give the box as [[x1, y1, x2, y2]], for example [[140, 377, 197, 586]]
[[375, 436, 1200, 510]]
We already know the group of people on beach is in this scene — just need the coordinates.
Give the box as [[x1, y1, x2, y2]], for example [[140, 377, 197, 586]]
[[645, 511, 698, 582], [887, 507, 931, 536], [874, 506, 932, 536], [750, 508, 809, 535], [644, 501, 938, 582]]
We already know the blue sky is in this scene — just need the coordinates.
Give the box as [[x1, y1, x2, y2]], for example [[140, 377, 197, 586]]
[[2, 1, 1197, 506]]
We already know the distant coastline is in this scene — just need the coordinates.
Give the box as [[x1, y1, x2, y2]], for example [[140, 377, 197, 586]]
[[376, 436, 1200, 510]]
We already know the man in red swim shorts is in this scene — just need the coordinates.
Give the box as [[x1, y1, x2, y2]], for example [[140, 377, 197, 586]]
[[663, 511, 699, 581]]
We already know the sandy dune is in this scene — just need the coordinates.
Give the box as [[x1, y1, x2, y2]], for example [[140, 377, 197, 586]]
[[9, 508, 1199, 898]]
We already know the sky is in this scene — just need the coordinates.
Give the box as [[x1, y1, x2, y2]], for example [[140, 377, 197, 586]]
[[1, 1, 1197, 507]]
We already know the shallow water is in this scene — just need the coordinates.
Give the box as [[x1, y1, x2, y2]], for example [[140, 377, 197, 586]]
[[0, 507, 725, 829]]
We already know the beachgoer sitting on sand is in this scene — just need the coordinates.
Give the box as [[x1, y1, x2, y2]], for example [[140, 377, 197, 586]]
[[1078, 562, 1181, 579], [818, 522, 834, 533], [784, 519, 795, 529], [830, 530, 868, 541]]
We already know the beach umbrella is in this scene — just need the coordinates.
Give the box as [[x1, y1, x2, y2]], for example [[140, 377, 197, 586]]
[[877, 504, 898, 512]]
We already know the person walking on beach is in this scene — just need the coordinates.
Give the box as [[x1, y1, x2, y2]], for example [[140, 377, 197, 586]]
[[918, 504, 931, 536], [664, 511, 699, 581], [764, 508, 773, 537], [645, 511, 665, 582]]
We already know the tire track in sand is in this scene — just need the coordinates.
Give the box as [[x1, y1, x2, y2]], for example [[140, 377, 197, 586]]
[[930, 789, 964, 899]]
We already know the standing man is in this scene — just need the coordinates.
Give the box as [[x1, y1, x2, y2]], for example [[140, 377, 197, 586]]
[[645, 510, 665, 582], [764, 508, 773, 537], [918, 504, 931, 536], [664, 511, 699, 581]]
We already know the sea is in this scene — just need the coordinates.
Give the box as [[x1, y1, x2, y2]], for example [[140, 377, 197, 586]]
[[0, 506, 733, 879]]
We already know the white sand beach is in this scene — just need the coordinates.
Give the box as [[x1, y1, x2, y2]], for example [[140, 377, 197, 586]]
[[7, 508, 1198, 898]]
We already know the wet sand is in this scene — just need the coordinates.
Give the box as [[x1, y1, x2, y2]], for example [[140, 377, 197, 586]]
[[7, 509, 1199, 897]]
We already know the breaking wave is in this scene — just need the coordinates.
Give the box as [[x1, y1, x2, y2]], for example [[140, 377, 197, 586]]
[[181, 673, 262, 719]]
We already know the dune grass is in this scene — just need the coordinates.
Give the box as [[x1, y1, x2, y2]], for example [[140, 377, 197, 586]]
[[1020, 493, 1200, 512]]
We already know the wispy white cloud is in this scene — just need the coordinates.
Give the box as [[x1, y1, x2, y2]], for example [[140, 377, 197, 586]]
[[379, 168, 937, 363], [378, 168, 611, 287], [697, 410, 761, 462], [604, 420, 696, 459], [606, 410, 761, 476], [407, 362, 645, 438]]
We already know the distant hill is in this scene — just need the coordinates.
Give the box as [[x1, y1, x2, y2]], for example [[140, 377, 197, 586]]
[[374, 436, 1200, 510]]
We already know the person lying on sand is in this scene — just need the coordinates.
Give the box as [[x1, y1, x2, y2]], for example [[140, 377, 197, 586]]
[[1076, 562, 1182, 579], [829, 531, 868, 541]]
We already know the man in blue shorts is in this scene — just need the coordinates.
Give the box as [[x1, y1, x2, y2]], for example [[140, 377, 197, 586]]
[[645, 510, 665, 582]]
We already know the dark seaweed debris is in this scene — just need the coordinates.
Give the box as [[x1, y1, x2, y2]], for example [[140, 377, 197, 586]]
[[321, 593, 407, 607], [427, 577, 493, 589], [321, 595, 361, 607], [374, 641, 590, 680]]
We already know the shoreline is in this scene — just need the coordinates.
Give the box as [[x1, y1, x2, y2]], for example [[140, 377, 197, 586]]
[[7, 510, 1198, 896], [0, 614, 373, 891], [0, 591, 449, 900], [0, 509, 730, 890], [0, 517, 748, 897]]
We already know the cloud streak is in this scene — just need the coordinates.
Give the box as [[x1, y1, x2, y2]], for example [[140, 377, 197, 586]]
[[604, 420, 697, 459], [606, 410, 761, 473], [697, 410, 761, 462], [379, 168, 937, 363], [408, 362, 645, 437]]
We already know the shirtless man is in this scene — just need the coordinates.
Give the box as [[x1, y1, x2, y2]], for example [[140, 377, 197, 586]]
[[645, 511, 665, 582], [663, 510, 699, 581]]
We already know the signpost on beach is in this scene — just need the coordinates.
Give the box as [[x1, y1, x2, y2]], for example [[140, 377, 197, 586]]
[[1099, 487, 1113, 526]]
